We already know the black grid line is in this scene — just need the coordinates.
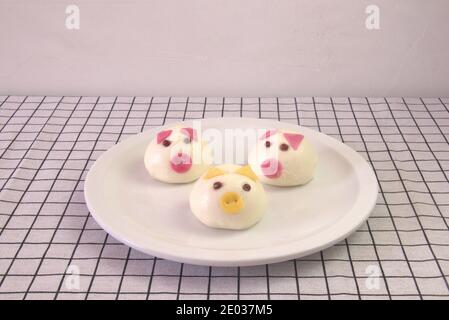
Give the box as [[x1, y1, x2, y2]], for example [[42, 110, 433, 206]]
[[346, 98, 402, 299], [20, 96, 101, 299], [0, 96, 72, 235], [52, 96, 117, 299], [84, 97, 133, 300], [311, 97, 333, 300], [0, 95, 448, 300], [365, 97, 449, 291], [0, 96, 80, 289], [329, 97, 362, 299]]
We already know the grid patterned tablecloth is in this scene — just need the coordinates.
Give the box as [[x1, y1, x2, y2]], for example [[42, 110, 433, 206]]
[[0, 95, 448, 300]]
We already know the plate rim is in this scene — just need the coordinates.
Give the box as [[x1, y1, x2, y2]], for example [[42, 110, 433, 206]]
[[84, 118, 378, 266]]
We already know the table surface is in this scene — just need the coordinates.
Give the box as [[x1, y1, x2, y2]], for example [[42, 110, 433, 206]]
[[0, 96, 448, 300]]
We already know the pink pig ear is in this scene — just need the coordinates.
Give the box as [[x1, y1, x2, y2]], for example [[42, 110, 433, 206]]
[[259, 130, 277, 140], [181, 127, 197, 141], [283, 133, 304, 150], [156, 130, 172, 144]]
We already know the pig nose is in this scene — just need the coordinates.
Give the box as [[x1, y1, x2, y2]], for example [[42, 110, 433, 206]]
[[220, 192, 244, 214], [170, 152, 192, 173], [261, 158, 283, 178]]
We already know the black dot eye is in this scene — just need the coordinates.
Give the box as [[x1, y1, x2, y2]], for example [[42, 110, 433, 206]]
[[162, 140, 171, 147], [184, 138, 191, 144], [213, 181, 223, 190], [280, 143, 289, 151], [242, 183, 251, 191], [265, 140, 271, 148]]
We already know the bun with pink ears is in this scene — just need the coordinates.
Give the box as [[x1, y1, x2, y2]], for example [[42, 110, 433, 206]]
[[144, 126, 212, 183], [248, 129, 318, 186]]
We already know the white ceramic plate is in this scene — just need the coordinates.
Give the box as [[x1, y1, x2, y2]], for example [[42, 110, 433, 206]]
[[84, 118, 377, 266]]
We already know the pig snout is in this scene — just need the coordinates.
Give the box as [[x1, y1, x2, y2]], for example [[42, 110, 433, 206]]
[[170, 152, 192, 173], [261, 158, 283, 179]]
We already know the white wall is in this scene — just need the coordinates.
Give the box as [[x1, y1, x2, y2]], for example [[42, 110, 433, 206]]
[[0, 0, 448, 97]]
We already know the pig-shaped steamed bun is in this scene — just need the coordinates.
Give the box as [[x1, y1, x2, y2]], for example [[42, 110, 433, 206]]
[[248, 129, 318, 186], [144, 126, 212, 183], [189, 164, 267, 230]]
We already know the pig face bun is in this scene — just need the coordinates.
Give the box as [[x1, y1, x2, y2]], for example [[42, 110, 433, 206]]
[[189, 164, 267, 230], [144, 126, 212, 183], [248, 130, 318, 186]]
